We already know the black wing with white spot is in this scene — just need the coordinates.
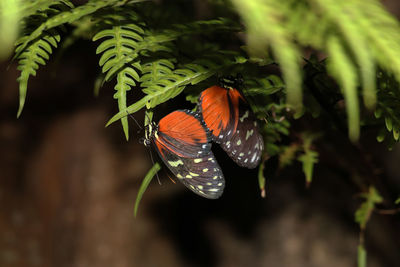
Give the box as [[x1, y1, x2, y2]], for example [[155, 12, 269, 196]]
[[199, 85, 264, 169], [153, 142, 225, 199], [219, 101, 264, 169]]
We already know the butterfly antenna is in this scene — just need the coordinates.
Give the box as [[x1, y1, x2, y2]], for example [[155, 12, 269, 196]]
[[125, 111, 143, 133]]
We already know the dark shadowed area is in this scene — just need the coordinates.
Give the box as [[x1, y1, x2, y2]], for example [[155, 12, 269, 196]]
[[1, 1, 400, 267]]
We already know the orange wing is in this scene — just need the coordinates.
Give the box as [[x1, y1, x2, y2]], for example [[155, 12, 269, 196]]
[[199, 85, 244, 142], [155, 110, 211, 158]]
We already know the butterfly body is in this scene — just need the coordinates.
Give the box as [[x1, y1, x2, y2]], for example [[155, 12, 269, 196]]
[[199, 85, 264, 169], [145, 110, 225, 199]]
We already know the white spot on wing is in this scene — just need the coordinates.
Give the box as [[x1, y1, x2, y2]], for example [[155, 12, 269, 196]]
[[245, 129, 254, 140], [251, 153, 257, 163], [168, 160, 184, 167], [240, 111, 249, 122]]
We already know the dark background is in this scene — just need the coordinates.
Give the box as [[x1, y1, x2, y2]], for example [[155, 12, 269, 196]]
[[1, 1, 400, 266]]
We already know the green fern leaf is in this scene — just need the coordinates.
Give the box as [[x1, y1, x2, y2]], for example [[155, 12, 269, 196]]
[[326, 36, 360, 141], [15, 32, 61, 117], [358, 245, 367, 267], [94, 24, 144, 81], [258, 159, 266, 198], [140, 59, 175, 87], [19, 0, 74, 18], [355, 186, 383, 230], [15, 0, 143, 59], [0, 0, 22, 59], [94, 23, 144, 140], [114, 18, 238, 70], [297, 133, 319, 186], [357, 0, 400, 90], [134, 162, 161, 217], [374, 71, 400, 143], [312, 0, 376, 110], [231, 0, 302, 111]]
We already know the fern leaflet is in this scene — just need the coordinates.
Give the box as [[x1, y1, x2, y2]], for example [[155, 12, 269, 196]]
[[15, 31, 61, 117], [15, 0, 144, 59], [93, 23, 144, 140]]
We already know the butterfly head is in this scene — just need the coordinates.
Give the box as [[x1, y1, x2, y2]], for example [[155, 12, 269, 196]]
[[143, 121, 158, 147]]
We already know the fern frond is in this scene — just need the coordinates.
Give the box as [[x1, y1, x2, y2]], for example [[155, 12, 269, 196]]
[[94, 22, 144, 140], [15, 0, 144, 59], [374, 71, 400, 145], [355, 0, 400, 92], [140, 59, 175, 88], [114, 18, 239, 68], [19, 0, 73, 18], [94, 24, 144, 81], [326, 36, 359, 141], [106, 54, 247, 126], [311, 0, 376, 110], [355, 186, 383, 230], [15, 31, 61, 117], [230, 0, 302, 111], [0, 0, 21, 59]]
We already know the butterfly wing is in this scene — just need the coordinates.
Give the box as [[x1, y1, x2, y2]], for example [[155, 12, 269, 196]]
[[199, 85, 240, 142], [156, 110, 211, 158], [153, 110, 225, 199], [219, 103, 264, 168], [199, 85, 264, 169]]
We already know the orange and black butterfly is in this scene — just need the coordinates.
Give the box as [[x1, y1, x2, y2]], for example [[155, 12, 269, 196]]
[[144, 110, 225, 199], [198, 76, 264, 169]]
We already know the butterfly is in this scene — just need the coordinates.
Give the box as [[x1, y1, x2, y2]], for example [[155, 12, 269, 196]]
[[143, 109, 225, 199], [198, 76, 264, 169]]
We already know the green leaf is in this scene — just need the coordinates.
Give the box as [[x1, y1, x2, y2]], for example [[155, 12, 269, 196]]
[[297, 133, 319, 186], [231, 0, 302, 111], [106, 95, 150, 127], [14, 0, 140, 59], [134, 163, 161, 217], [355, 186, 383, 230], [376, 130, 386, 143], [94, 23, 144, 140], [385, 117, 393, 132], [358, 245, 367, 267], [15, 32, 61, 117], [374, 108, 382, 119], [298, 151, 318, 186], [312, 0, 376, 109], [326, 35, 360, 142], [279, 144, 299, 168], [0, 0, 22, 60], [258, 159, 266, 198], [395, 197, 400, 205]]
